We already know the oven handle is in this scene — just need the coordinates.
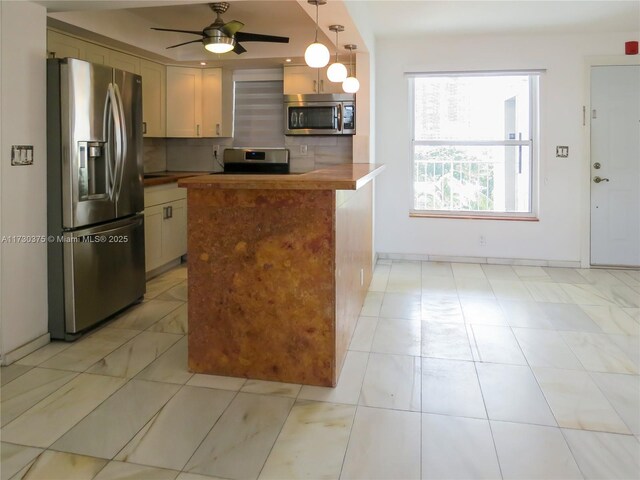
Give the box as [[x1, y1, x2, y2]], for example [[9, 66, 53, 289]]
[[337, 104, 343, 133]]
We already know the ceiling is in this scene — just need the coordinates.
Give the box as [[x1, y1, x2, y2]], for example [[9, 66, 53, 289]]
[[364, 1, 640, 37], [38, 1, 639, 66]]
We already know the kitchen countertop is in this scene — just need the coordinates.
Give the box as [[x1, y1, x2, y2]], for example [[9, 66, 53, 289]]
[[178, 163, 385, 191], [143, 171, 214, 187]]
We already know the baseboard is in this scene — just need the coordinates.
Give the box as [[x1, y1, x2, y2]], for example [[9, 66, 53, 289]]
[[376, 253, 582, 268], [145, 258, 183, 280], [1, 333, 50, 366]]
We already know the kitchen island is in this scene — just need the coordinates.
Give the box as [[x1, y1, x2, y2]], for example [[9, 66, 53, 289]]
[[178, 163, 384, 387]]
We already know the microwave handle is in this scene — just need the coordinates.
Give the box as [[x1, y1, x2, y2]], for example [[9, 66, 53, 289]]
[[337, 104, 343, 132]]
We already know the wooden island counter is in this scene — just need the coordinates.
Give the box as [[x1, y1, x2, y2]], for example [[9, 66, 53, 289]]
[[178, 163, 385, 387]]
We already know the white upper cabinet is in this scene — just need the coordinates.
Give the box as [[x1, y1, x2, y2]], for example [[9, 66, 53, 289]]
[[83, 43, 110, 65], [140, 59, 166, 137], [284, 65, 344, 95], [47, 30, 83, 59], [166, 67, 203, 137], [107, 50, 141, 74], [202, 68, 223, 137], [166, 66, 227, 138]]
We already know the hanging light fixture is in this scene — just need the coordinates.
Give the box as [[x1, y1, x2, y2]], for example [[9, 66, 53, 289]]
[[304, 0, 330, 68], [327, 25, 347, 83], [342, 44, 360, 93]]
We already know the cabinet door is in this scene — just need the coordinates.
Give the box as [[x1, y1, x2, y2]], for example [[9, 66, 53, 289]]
[[140, 59, 166, 137], [318, 70, 345, 94], [166, 67, 202, 137], [202, 68, 223, 137], [283, 66, 319, 94], [83, 43, 110, 65], [47, 30, 83, 59], [162, 199, 187, 261], [108, 50, 141, 74], [144, 204, 164, 272]]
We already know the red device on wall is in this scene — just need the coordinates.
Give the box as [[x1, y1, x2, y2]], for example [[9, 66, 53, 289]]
[[625, 41, 639, 55]]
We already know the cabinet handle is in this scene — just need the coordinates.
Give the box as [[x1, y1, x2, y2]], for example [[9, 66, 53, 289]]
[[142, 122, 147, 134], [216, 123, 220, 136], [196, 124, 200, 136], [313, 80, 317, 93], [320, 79, 324, 92], [163, 206, 169, 219]]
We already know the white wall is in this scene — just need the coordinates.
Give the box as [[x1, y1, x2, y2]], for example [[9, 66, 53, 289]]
[[0, 1, 48, 362], [375, 31, 635, 263]]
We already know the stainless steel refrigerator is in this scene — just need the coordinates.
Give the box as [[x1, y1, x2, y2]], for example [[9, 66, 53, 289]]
[[47, 58, 146, 340]]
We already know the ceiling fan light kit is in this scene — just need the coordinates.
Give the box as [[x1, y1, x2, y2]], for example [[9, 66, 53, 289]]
[[203, 33, 235, 53], [327, 24, 347, 82], [305, 0, 330, 68]]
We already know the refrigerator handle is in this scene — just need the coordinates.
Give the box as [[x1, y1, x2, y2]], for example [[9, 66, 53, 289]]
[[104, 88, 115, 200], [107, 83, 124, 202], [113, 83, 128, 203]]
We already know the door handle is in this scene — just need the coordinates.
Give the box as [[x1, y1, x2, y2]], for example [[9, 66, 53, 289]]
[[320, 79, 324, 92], [196, 124, 200, 136], [142, 122, 147, 135], [593, 176, 610, 183], [313, 80, 317, 93]]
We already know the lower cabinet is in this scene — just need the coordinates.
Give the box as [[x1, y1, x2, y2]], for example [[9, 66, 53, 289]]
[[144, 183, 187, 273]]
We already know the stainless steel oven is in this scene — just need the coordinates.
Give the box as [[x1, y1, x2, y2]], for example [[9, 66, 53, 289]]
[[284, 93, 355, 135]]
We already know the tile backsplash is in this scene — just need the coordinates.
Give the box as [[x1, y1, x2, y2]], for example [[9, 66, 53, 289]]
[[144, 135, 353, 173], [285, 136, 353, 173], [143, 138, 167, 173]]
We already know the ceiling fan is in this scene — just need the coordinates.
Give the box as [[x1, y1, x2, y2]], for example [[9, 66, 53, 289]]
[[151, 2, 290, 55]]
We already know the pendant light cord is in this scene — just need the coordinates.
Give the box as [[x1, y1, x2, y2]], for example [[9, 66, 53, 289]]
[[314, 2, 319, 42]]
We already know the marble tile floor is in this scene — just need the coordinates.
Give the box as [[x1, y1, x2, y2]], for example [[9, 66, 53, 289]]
[[1, 260, 639, 480]]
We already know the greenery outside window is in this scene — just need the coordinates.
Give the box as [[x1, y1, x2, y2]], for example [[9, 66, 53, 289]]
[[409, 72, 540, 218]]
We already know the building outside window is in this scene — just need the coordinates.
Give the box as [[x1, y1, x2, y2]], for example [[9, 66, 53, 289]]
[[409, 72, 540, 218]]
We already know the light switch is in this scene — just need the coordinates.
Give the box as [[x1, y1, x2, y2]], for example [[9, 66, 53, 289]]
[[11, 145, 34, 166], [556, 146, 569, 158]]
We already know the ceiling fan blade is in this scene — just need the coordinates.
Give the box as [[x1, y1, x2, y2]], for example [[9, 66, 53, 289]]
[[220, 20, 244, 37], [233, 43, 247, 55], [166, 39, 203, 49], [151, 27, 204, 36], [235, 32, 289, 44]]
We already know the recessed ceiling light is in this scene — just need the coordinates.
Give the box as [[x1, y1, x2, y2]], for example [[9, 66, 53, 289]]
[[285, 58, 292, 63], [200, 62, 207, 66]]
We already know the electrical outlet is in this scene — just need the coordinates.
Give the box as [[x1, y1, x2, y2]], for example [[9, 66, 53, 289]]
[[300, 145, 308, 155], [479, 235, 487, 246], [556, 146, 569, 158], [11, 145, 33, 166]]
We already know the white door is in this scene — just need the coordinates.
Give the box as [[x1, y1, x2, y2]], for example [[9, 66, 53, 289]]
[[590, 65, 640, 267]]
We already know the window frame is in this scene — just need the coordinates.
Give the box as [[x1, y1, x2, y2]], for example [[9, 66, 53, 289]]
[[408, 70, 541, 219]]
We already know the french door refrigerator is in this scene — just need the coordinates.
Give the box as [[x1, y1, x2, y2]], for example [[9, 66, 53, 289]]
[[47, 58, 146, 340]]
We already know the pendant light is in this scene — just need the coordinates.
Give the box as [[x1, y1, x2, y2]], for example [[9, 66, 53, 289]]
[[327, 25, 347, 83], [304, 0, 330, 68], [342, 44, 360, 93]]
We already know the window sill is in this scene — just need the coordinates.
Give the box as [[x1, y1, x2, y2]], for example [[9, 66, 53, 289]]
[[410, 212, 540, 222]]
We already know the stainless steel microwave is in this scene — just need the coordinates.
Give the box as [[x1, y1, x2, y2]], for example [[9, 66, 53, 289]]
[[284, 93, 355, 135]]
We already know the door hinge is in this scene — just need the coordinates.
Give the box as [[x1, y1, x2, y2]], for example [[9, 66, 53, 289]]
[[592, 109, 597, 120]]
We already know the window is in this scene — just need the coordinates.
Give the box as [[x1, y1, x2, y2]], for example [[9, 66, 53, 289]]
[[410, 72, 540, 217], [234, 80, 284, 147]]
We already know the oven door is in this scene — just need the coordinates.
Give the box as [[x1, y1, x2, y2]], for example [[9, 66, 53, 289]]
[[285, 102, 339, 135]]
